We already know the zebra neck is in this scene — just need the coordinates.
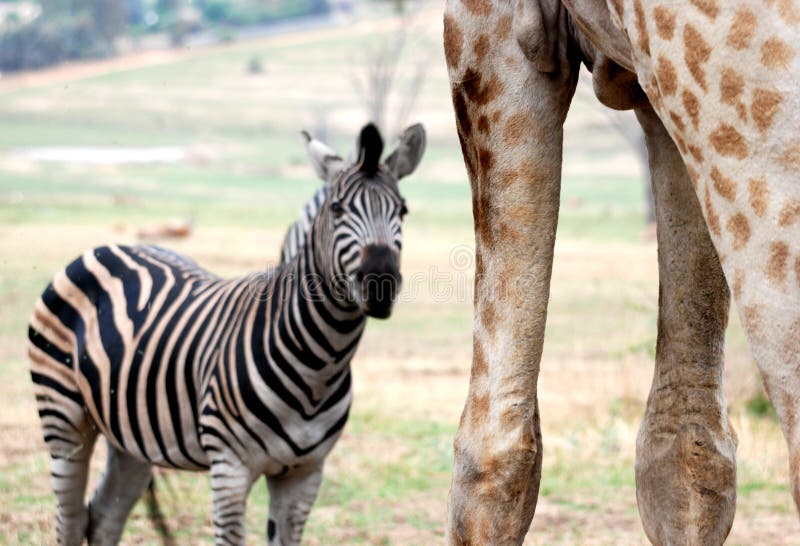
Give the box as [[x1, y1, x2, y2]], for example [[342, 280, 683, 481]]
[[263, 244, 366, 381]]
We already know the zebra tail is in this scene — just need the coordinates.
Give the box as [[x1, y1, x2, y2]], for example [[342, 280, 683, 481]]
[[145, 477, 176, 546]]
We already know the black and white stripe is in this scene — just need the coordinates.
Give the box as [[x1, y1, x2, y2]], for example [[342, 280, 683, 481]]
[[280, 185, 327, 264], [29, 122, 425, 546]]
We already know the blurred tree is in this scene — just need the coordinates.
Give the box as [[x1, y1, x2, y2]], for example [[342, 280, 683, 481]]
[[1, 0, 127, 72], [351, 9, 430, 139], [38, 0, 126, 41], [124, 0, 146, 25], [90, 0, 126, 41], [157, 0, 179, 13]]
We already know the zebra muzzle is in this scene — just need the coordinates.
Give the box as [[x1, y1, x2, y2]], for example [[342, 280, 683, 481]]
[[358, 245, 401, 319]]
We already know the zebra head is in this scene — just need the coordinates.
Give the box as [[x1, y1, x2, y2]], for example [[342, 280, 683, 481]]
[[303, 122, 426, 319]]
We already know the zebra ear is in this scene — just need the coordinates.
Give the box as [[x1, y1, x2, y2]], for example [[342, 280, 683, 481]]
[[302, 130, 346, 183], [384, 123, 426, 180]]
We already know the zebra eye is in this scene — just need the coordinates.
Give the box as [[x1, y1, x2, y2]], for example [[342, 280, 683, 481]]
[[331, 201, 344, 217], [399, 203, 408, 219]]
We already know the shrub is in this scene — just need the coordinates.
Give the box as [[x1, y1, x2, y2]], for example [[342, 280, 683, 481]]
[[0, 14, 113, 72]]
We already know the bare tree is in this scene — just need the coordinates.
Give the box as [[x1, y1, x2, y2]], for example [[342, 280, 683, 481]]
[[350, 7, 431, 140]]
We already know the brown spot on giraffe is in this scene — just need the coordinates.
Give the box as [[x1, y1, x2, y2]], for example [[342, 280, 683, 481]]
[[682, 89, 701, 129], [468, 391, 490, 429], [783, 318, 800, 355], [444, 15, 463, 69], [709, 124, 749, 159], [704, 186, 721, 236], [779, 200, 800, 227], [689, 0, 719, 19], [748, 178, 768, 217], [477, 115, 489, 134], [727, 8, 757, 50], [710, 167, 736, 202], [475, 188, 493, 249], [656, 56, 678, 96], [451, 89, 476, 181], [795, 256, 800, 289], [491, 111, 501, 124], [742, 304, 763, 341], [720, 68, 747, 120], [634, 0, 650, 56], [727, 212, 751, 249], [669, 111, 686, 132], [610, 0, 624, 19], [688, 144, 704, 164], [503, 112, 528, 145], [474, 34, 491, 63], [779, 145, 800, 170], [480, 298, 498, 337], [478, 148, 493, 177], [498, 215, 525, 242], [675, 133, 688, 155], [461, 0, 491, 17], [766, 241, 790, 284], [462, 68, 504, 106], [506, 203, 534, 226], [472, 337, 488, 378], [451, 88, 477, 181], [776, 0, 800, 25], [761, 38, 795, 69], [498, 170, 515, 190], [504, 55, 521, 70], [653, 6, 676, 40], [732, 269, 745, 300], [495, 15, 512, 41], [684, 24, 712, 90], [751, 88, 783, 133]]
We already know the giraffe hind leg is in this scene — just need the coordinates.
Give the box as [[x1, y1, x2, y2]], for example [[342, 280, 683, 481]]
[[86, 439, 153, 546]]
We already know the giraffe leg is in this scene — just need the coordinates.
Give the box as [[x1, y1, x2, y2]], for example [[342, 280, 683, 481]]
[[86, 440, 153, 545], [210, 456, 256, 546], [265, 463, 324, 546], [721, 236, 800, 514], [634, 107, 737, 545], [443, 0, 578, 543]]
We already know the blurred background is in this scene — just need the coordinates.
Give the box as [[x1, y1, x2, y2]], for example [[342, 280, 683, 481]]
[[0, 0, 795, 544]]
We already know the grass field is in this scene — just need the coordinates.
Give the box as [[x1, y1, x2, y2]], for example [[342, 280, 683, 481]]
[[0, 2, 797, 544]]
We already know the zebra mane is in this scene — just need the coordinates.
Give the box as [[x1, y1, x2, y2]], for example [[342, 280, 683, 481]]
[[279, 184, 328, 264]]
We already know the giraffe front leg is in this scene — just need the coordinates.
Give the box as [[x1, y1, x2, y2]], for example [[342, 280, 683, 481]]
[[265, 463, 323, 546], [210, 457, 256, 546], [634, 107, 737, 545], [444, 0, 578, 543]]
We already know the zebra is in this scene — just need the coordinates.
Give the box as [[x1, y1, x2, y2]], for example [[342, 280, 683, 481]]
[[27, 122, 426, 546]]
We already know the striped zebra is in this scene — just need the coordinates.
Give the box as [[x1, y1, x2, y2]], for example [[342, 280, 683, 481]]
[[28, 122, 426, 546]]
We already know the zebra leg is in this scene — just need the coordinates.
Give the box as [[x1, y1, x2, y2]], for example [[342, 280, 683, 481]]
[[47, 428, 98, 546], [210, 458, 256, 546], [266, 463, 324, 546], [86, 440, 153, 545], [33, 364, 98, 546]]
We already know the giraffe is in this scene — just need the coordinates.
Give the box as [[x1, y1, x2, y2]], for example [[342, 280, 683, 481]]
[[443, 0, 800, 544]]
